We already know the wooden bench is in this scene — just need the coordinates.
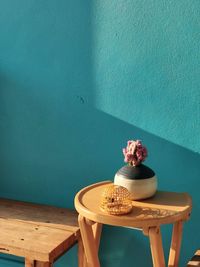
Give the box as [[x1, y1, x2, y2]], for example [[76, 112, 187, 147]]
[[0, 198, 85, 267], [187, 250, 200, 266]]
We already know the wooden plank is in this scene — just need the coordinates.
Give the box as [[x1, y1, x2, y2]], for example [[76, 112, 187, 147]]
[[187, 250, 200, 267], [0, 219, 76, 261], [187, 262, 200, 267], [0, 198, 79, 233]]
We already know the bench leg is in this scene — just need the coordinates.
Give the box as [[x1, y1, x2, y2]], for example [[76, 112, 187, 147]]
[[168, 221, 183, 267], [25, 259, 52, 267]]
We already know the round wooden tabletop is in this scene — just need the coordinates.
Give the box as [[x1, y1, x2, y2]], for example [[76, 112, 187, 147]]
[[75, 181, 192, 228]]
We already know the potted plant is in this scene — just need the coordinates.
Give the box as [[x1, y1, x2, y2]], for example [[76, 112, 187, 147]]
[[114, 140, 157, 200]]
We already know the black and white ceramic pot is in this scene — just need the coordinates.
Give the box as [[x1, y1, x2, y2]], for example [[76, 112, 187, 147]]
[[114, 164, 157, 200]]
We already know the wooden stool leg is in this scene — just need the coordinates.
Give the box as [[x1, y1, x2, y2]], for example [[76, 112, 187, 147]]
[[35, 261, 52, 267], [78, 215, 100, 267], [92, 222, 102, 250], [168, 221, 183, 267], [25, 260, 52, 267], [78, 236, 87, 267], [25, 259, 35, 267], [149, 227, 166, 267]]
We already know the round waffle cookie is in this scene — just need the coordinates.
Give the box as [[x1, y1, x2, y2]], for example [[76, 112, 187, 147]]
[[100, 184, 133, 215]]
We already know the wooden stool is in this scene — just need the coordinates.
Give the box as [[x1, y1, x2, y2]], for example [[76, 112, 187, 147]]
[[187, 250, 200, 266], [75, 181, 192, 267], [0, 198, 86, 267]]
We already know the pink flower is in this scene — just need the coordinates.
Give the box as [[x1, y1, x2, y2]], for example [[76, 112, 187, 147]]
[[123, 140, 147, 166]]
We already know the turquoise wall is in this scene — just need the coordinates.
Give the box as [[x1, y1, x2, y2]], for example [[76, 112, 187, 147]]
[[0, 1, 199, 266]]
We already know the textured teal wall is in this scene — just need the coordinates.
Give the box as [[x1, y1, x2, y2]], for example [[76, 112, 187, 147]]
[[93, 0, 200, 153], [0, 1, 199, 267]]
